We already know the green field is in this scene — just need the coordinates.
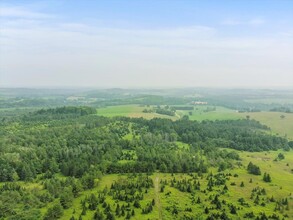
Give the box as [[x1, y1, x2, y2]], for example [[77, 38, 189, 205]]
[[240, 112, 293, 140], [178, 105, 243, 121], [55, 150, 293, 220], [97, 105, 179, 120], [178, 106, 293, 140], [97, 105, 242, 121], [97, 105, 293, 140], [245, 98, 293, 104]]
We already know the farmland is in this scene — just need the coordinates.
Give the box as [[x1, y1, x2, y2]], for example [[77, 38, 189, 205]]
[[96, 104, 243, 121], [97, 105, 179, 120]]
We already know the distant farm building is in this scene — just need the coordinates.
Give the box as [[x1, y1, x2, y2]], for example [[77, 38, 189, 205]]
[[191, 101, 208, 105]]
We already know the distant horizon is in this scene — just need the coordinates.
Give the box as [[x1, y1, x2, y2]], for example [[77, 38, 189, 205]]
[[1, 85, 293, 91], [1, 0, 293, 88]]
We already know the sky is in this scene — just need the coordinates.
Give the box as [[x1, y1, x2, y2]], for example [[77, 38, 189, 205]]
[[0, 0, 293, 88]]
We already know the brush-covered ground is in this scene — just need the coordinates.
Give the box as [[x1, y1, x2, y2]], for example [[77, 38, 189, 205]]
[[6, 150, 291, 220]]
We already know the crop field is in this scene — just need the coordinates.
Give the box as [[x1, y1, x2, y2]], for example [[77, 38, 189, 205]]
[[49, 150, 293, 220], [97, 105, 179, 120]]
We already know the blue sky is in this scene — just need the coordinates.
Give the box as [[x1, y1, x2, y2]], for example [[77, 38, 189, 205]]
[[0, 0, 293, 88]]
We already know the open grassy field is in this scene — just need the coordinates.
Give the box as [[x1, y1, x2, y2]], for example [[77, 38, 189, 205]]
[[56, 150, 293, 220], [177, 105, 243, 121], [239, 112, 293, 140], [97, 104, 293, 140], [245, 98, 293, 104], [154, 150, 293, 219], [97, 105, 179, 120], [97, 105, 243, 121], [177, 106, 293, 140]]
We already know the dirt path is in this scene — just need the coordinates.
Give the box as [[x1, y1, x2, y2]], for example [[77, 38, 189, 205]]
[[154, 176, 163, 220]]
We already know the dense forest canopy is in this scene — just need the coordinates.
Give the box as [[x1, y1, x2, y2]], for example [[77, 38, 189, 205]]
[[1, 106, 291, 182]]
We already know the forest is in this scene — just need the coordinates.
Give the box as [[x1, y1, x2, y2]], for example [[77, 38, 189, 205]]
[[0, 105, 293, 219]]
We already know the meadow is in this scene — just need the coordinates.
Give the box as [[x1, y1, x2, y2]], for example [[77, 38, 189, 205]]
[[97, 105, 179, 120], [179, 106, 293, 140], [55, 150, 293, 220], [177, 105, 243, 121], [240, 112, 293, 140], [245, 98, 293, 105], [97, 104, 293, 140]]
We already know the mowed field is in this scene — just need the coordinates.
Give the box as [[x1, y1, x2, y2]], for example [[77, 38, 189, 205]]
[[58, 150, 293, 220], [97, 105, 179, 120]]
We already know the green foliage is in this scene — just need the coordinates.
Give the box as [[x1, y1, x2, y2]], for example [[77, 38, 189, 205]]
[[247, 162, 261, 175], [0, 104, 292, 219], [155, 107, 175, 116], [278, 153, 285, 160], [44, 201, 64, 220], [263, 173, 272, 182], [60, 187, 74, 209], [81, 173, 95, 189]]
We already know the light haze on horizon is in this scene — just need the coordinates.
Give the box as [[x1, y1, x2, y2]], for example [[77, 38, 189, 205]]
[[0, 0, 293, 88]]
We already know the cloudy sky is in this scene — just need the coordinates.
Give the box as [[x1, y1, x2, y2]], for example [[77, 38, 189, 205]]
[[0, 0, 293, 88]]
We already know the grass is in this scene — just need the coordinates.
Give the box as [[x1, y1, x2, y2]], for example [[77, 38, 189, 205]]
[[178, 106, 293, 140], [226, 150, 293, 218], [156, 150, 293, 219], [59, 150, 293, 219], [177, 105, 243, 121], [12, 150, 292, 219], [97, 105, 242, 121], [97, 104, 293, 140], [97, 105, 178, 120], [245, 98, 293, 104], [239, 111, 293, 140]]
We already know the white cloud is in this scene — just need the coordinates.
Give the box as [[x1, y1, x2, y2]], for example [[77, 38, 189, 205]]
[[0, 6, 53, 19], [221, 18, 265, 26], [0, 6, 292, 88]]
